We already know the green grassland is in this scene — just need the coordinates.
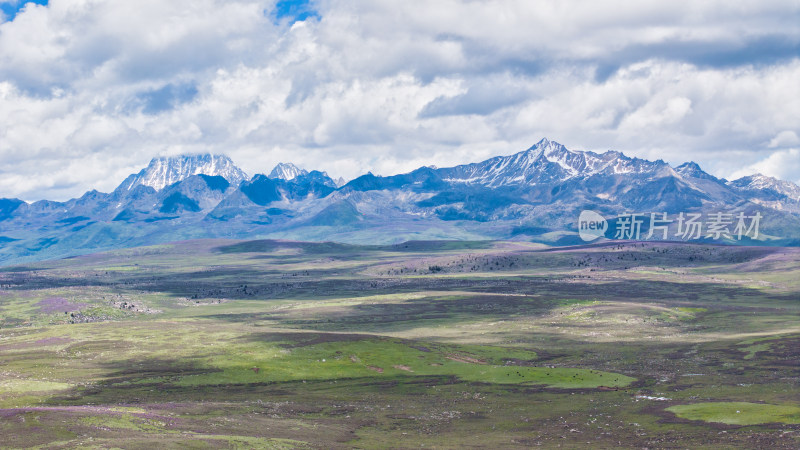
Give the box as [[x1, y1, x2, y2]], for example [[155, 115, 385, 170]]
[[0, 240, 798, 448], [667, 402, 800, 425]]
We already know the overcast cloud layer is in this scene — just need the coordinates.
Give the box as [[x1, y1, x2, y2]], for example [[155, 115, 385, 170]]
[[1, 0, 798, 201]]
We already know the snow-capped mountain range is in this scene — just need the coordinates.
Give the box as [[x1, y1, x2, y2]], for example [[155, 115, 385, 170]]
[[268, 162, 308, 181], [268, 162, 346, 187], [1, 138, 799, 265], [728, 173, 800, 201], [117, 154, 249, 192], [439, 138, 672, 187]]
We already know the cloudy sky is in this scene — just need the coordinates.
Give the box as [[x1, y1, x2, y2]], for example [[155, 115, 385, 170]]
[[1, 0, 798, 201]]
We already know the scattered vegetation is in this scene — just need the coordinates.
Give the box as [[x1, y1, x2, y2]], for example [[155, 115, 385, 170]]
[[0, 239, 798, 447], [667, 402, 800, 425]]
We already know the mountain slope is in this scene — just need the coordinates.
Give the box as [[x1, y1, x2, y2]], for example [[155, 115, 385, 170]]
[[729, 174, 800, 202], [436, 138, 671, 187], [268, 163, 308, 181], [2, 139, 800, 265], [116, 154, 248, 192]]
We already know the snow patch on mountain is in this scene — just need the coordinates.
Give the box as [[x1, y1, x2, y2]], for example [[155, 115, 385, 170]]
[[440, 138, 672, 187], [729, 174, 800, 201], [117, 154, 247, 192], [268, 163, 308, 181]]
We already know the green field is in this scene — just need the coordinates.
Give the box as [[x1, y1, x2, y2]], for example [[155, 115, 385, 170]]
[[0, 240, 799, 448]]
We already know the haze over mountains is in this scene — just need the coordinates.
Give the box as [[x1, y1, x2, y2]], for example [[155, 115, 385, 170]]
[[1, 138, 799, 265]]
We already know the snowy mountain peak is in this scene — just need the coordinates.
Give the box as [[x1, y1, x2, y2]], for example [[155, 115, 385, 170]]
[[676, 161, 702, 172], [440, 139, 682, 187], [268, 163, 308, 181], [116, 154, 248, 193], [522, 138, 567, 160], [729, 173, 800, 201], [530, 137, 563, 152], [676, 161, 718, 181]]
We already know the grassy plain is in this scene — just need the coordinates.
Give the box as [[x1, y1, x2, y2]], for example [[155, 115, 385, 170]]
[[0, 239, 798, 448]]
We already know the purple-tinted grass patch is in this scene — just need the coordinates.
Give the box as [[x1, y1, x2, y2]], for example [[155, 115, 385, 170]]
[[36, 297, 88, 313], [34, 337, 72, 345], [0, 337, 72, 351], [0, 406, 177, 423]]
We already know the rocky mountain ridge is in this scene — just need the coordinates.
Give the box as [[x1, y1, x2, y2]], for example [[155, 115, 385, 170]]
[[1, 139, 799, 265]]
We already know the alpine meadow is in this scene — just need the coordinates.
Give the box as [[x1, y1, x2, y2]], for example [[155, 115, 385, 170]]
[[1, 1, 799, 449]]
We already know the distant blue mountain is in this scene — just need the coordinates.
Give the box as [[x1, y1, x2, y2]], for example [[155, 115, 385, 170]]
[[1, 141, 799, 265]]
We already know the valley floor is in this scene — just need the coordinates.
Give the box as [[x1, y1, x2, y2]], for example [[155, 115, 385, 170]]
[[0, 240, 798, 448]]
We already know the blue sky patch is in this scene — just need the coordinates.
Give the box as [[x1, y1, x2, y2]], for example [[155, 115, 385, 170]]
[[272, 0, 320, 24], [1, 0, 48, 22], [138, 83, 199, 115]]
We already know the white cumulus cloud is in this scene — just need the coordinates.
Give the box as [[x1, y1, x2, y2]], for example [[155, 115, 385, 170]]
[[0, 0, 798, 201]]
